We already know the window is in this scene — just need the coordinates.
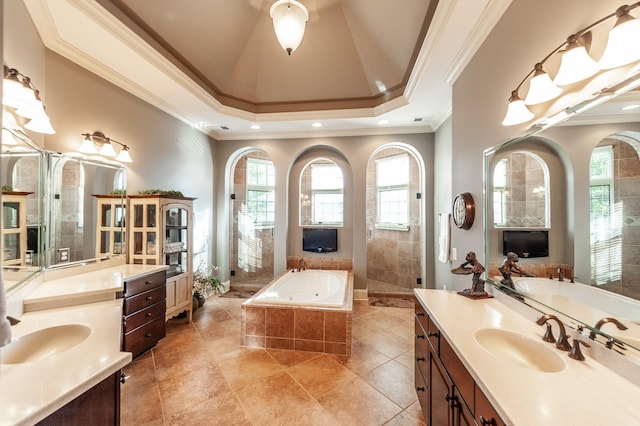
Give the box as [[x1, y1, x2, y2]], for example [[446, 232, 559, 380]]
[[376, 154, 409, 228], [493, 159, 507, 226], [311, 162, 343, 224], [590, 145, 621, 285], [246, 158, 275, 227]]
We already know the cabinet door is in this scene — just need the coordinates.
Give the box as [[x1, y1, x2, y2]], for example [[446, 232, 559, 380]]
[[453, 388, 474, 426], [166, 279, 177, 311], [430, 353, 452, 426], [175, 275, 190, 305], [475, 384, 506, 426]]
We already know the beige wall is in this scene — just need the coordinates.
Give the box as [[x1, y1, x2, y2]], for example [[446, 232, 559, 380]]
[[450, 0, 637, 292]]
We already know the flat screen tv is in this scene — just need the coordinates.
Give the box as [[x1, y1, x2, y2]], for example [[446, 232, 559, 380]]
[[502, 230, 548, 258], [303, 228, 338, 253]]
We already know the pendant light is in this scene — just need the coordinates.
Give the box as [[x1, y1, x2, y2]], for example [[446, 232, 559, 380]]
[[599, 5, 640, 69], [502, 91, 534, 126], [524, 63, 563, 105], [270, 0, 309, 55], [553, 35, 600, 86]]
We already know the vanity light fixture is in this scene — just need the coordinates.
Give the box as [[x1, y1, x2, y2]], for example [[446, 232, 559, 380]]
[[270, 0, 308, 55], [79, 132, 133, 163], [2, 66, 55, 134], [502, 2, 640, 126]]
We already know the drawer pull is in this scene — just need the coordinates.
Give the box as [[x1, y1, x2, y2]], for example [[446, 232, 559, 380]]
[[416, 386, 426, 392], [146, 312, 153, 317], [416, 356, 426, 362], [416, 334, 426, 340], [145, 280, 153, 285], [120, 372, 127, 384], [145, 333, 153, 338], [146, 296, 153, 300], [479, 416, 497, 426], [416, 312, 425, 317], [428, 331, 439, 338]]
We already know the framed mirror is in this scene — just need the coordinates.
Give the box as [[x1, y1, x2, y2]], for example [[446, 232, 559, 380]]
[[1, 127, 44, 292], [484, 87, 640, 359], [44, 152, 126, 268]]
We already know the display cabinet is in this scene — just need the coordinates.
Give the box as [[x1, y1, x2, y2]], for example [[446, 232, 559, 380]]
[[127, 195, 195, 321], [2, 191, 32, 266], [94, 194, 126, 258]]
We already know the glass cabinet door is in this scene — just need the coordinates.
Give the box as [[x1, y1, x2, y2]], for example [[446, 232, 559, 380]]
[[165, 207, 188, 278]]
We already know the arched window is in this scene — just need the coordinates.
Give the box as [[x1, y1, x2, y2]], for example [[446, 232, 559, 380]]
[[376, 153, 409, 229], [246, 158, 275, 227], [300, 159, 343, 226]]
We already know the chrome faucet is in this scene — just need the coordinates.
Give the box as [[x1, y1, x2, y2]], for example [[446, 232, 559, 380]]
[[536, 314, 571, 351], [297, 259, 307, 272], [589, 317, 628, 340]]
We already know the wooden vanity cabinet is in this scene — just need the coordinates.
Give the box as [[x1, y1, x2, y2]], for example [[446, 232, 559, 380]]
[[415, 301, 505, 426], [121, 270, 167, 358], [37, 371, 121, 425]]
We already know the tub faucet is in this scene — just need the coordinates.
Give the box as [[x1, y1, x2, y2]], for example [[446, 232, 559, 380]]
[[536, 314, 571, 351], [557, 267, 564, 282], [298, 259, 307, 272], [589, 317, 628, 340]]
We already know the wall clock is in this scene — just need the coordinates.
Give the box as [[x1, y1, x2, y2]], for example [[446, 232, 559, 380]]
[[452, 192, 475, 230]]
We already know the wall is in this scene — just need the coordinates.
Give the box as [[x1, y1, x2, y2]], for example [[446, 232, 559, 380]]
[[214, 134, 435, 290], [4, 1, 217, 268], [450, 0, 630, 291]]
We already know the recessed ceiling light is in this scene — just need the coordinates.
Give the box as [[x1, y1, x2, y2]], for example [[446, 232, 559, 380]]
[[312, 122, 322, 128], [251, 124, 261, 129], [622, 104, 640, 111], [378, 119, 389, 125]]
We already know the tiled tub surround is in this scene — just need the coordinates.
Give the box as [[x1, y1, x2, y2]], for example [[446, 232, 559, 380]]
[[241, 270, 354, 355]]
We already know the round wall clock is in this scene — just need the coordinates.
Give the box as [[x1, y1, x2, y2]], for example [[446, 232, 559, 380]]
[[452, 192, 475, 230]]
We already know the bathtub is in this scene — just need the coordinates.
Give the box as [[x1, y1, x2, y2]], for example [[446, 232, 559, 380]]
[[249, 269, 347, 308], [241, 269, 353, 355]]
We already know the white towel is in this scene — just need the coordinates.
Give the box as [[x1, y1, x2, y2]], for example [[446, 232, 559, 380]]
[[438, 213, 450, 263], [0, 270, 12, 347]]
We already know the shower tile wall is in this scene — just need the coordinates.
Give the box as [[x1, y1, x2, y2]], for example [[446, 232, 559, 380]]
[[230, 153, 274, 285], [365, 148, 422, 293], [504, 153, 546, 228]]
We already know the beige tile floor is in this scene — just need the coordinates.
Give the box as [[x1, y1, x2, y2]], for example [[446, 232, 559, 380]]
[[121, 295, 425, 426]]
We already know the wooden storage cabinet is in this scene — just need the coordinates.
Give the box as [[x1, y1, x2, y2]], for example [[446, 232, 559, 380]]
[[122, 270, 167, 358], [127, 195, 195, 321], [414, 301, 505, 426], [1, 191, 31, 266], [94, 194, 126, 257]]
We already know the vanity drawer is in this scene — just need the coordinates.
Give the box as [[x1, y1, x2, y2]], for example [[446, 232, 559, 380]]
[[415, 299, 429, 332], [124, 285, 167, 315], [123, 299, 166, 333], [124, 270, 166, 297], [123, 317, 166, 358]]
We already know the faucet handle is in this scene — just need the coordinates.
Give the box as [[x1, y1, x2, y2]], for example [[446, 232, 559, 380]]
[[542, 323, 556, 343], [568, 339, 591, 361]]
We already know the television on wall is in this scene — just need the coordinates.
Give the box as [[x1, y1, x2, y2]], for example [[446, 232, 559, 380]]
[[502, 230, 549, 258], [303, 228, 338, 253]]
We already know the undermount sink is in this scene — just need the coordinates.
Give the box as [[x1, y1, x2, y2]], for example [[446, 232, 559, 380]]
[[474, 328, 566, 373], [0, 324, 91, 365]]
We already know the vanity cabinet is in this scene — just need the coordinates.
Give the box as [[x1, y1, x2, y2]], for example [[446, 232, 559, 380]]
[[36, 371, 121, 425], [1, 191, 31, 266], [415, 300, 505, 426], [94, 194, 126, 258], [127, 195, 195, 321], [122, 270, 167, 358]]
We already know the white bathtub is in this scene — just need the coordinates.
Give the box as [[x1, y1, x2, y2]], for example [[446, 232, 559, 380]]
[[511, 277, 640, 323], [249, 269, 348, 308]]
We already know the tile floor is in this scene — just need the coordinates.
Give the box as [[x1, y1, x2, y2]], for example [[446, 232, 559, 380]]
[[121, 294, 425, 425]]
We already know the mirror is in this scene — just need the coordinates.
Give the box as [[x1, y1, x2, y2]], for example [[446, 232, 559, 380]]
[[484, 87, 640, 357], [45, 152, 126, 268], [299, 158, 344, 226], [1, 127, 44, 291]]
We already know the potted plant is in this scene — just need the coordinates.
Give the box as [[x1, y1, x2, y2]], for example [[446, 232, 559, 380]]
[[192, 263, 222, 308]]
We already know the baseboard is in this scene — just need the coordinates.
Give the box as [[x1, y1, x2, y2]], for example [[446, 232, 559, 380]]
[[353, 288, 368, 301]]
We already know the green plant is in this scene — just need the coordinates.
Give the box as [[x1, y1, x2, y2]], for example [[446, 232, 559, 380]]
[[138, 189, 184, 197], [193, 262, 222, 297], [2, 185, 13, 192], [110, 189, 126, 196]]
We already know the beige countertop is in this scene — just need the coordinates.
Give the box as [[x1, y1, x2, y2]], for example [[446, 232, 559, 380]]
[[23, 264, 169, 311], [414, 289, 640, 425], [0, 299, 130, 426]]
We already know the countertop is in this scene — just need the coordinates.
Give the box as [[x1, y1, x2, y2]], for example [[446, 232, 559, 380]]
[[414, 289, 640, 425], [0, 299, 130, 426], [23, 264, 169, 311]]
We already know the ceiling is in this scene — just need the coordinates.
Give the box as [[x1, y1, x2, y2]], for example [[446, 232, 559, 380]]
[[23, 0, 512, 140]]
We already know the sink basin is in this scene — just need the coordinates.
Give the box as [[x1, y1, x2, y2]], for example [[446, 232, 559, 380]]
[[0, 324, 91, 365], [474, 328, 566, 373]]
